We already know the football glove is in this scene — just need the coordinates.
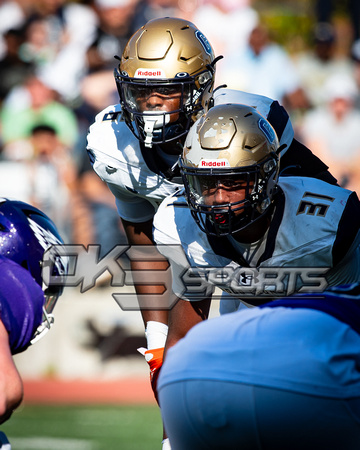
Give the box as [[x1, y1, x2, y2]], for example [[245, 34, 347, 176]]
[[138, 347, 164, 402]]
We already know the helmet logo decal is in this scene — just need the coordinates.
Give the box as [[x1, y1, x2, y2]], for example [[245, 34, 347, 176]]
[[134, 68, 166, 78], [258, 118, 275, 144], [28, 218, 62, 251], [28, 218, 67, 276], [195, 30, 212, 55], [200, 159, 230, 167], [175, 72, 190, 78]]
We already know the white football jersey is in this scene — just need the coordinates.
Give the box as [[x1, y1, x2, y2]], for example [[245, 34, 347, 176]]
[[153, 177, 360, 305], [86, 103, 183, 223], [86, 89, 294, 223]]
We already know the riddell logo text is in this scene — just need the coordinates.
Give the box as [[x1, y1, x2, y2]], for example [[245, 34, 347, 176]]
[[135, 69, 164, 77], [200, 160, 228, 167]]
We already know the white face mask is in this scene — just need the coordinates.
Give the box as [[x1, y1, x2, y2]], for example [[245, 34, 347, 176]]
[[143, 112, 170, 147]]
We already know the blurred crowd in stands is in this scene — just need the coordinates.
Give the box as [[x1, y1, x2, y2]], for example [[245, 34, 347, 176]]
[[0, 0, 359, 249]]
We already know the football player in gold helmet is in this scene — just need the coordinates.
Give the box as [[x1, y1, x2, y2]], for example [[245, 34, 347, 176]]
[[114, 17, 218, 149], [87, 17, 338, 450], [180, 103, 280, 238], [153, 108, 360, 449]]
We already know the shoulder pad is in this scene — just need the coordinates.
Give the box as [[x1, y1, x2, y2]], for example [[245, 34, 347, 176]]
[[94, 104, 123, 123]]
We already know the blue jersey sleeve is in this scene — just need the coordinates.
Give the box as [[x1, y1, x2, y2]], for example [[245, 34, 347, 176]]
[[0, 257, 44, 354], [260, 286, 360, 335]]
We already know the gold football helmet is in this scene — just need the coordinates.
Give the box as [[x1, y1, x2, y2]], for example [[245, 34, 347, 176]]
[[114, 17, 217, 147], [180, 103, 280, 236]]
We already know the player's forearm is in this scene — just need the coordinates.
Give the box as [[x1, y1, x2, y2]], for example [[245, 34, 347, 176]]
[[131, 260, 171, 327], [164, 297, 211, 355], [141, 309, 168, 327], [122, 218, 171, 326]]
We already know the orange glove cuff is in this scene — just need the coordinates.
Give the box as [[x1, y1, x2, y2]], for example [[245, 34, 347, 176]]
[[145, 347, 164, 377], [145, 347, 164, 402]]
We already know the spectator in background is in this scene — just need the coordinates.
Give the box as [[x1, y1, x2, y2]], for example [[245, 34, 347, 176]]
[[0, 74, 79, 149], [78, 70, 118, 120], [0, 124, 78, 240], [0, 28, 34, 102], [75, 154, 128, 258], [218, 22, 309, 113], [315, 0, 360, 44], [350, 38, 360, 109], [131, 0, 180, 30], [74, 0, 140, 155], [76, 0, 139, 124], [86, 0, 139, 74], [18, 16, 58, 68], [293, 22, 354, 109], [0, 0, 33, 59], [0, 0, 98, 105], [300, 72, 360, 194], [191, 0, 259, 68], [20, 0, 98, 104]]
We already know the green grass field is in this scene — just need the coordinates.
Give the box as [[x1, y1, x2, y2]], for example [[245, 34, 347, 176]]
[[1, 404, 163, 449]]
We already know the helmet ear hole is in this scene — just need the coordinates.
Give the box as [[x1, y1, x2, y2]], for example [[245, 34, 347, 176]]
[[20, 260, 29, 271], [208, 97, 215, 110]]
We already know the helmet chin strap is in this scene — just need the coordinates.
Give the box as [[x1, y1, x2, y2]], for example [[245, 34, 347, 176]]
[[143, 112, 170, 148]]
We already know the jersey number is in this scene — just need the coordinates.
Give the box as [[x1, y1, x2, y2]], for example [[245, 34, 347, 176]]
[[296, 192, 335, 217]]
